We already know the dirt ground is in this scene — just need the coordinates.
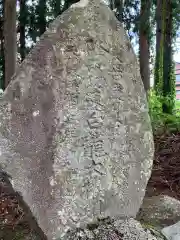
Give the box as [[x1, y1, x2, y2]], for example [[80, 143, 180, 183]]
[[147, 132, 180, 199], [1, 132, 180, 239]]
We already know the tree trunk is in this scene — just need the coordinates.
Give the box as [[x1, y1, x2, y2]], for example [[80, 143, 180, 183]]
[[162, 0, 173, 113], [139, 0, 151, 92], [38, 0, 46, 35], [109, 0, 114, 10], [154, 0, 163, 93], [53, 0, 62, 17], [0, 0, 5, 90], [19, 0, 26, 61], [0, 23, 5, 90], [4, 0, 17, 88]]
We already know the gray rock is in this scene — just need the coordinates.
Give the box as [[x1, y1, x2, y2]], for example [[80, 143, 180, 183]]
[[162, 221, 180, 240], [61, 218, 161, 240], [137, 195, 180, 228], [115, 218, 158, 240], [0, 0, 154, 239]]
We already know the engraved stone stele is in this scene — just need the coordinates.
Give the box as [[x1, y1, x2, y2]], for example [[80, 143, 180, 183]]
[[0, 0, 154, 239]]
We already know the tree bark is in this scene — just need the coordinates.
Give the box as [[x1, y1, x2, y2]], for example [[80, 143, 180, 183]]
[[19, 0, 26, 61], [0, 26, 5, 90], [4, 0, 17, 88], [0, 4, 5, 90], [154, 0, 162, 92], [139, 0, 151, 92], [162, 0, 173, 113], [38, 0, 46, 35], [53, 0, 62, 16]]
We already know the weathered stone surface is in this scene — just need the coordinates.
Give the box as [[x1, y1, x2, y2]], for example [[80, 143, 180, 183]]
[[62, 218, 160, 240], [137, 195, 180, 228], [162, 221, 180, 240], [0, 0, 154, 239]]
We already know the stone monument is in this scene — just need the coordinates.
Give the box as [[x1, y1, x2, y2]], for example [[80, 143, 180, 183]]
[[0, 0, 154, 239]]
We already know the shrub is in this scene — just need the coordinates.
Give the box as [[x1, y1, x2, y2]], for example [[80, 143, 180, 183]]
[[148, 89, 180, 134]]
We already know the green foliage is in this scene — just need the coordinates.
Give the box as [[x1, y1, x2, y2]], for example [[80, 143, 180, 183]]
[[168, 61, 176, 109], [154, 51, 163, 96], [154, 59, 176, 114], [172, 0, 180, 38], [174, 101, 180, 117], [148, 89, 180, 134], [148, 89, 163, 131], [154, 0, 164, 95], [154, 0, 177, 114]]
